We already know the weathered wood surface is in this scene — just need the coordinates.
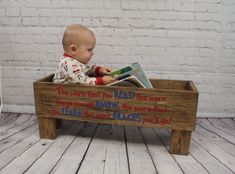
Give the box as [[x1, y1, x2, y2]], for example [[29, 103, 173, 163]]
[[0, 113, 235, 174], [34, 74, 199, 132], [34, 74, 199, 155]]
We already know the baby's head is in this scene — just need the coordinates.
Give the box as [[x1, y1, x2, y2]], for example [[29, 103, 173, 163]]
[[62, 24, 96, 64]]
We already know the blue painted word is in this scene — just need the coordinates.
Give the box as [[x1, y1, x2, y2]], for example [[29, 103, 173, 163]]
[[95, 100, 119, 110], [113, 90, 135, 99], [61, 107, 82, 116], [112, 111, 141, 122]]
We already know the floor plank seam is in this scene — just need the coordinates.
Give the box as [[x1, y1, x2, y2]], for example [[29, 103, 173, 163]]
[[188, 149, 210, 174], [0, 122, 38, 143], [195, 125, 235, 158], [198, 121, 235, 146], [75, 124, 99, 174], [1, 114, 235, 174], [124, 126, 131, 174], [0, 138, 41, 171], [191, 136, 235, 174], [0, 113, 18, 127], [221, 119, 235, 129], [207, 119, 235, 137], [0, 114, 32, 134], [49, 123, 87, 173], [138, 127, 159, 174], [22, 135, 64, 173], [0, 126, 38, 154], [155, 129, 186, 174]]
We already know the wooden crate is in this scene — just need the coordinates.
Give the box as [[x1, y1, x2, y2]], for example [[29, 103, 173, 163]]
[[34, 74, 199, 155]]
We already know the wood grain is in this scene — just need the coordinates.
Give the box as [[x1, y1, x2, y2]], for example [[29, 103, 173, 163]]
[[33, 74, 199, 155]]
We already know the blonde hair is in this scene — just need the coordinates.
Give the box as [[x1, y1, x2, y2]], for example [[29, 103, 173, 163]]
[[62, 24, 94, 52]]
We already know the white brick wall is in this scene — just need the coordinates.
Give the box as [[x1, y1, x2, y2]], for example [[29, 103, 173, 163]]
[[0, 0, 235, 117]]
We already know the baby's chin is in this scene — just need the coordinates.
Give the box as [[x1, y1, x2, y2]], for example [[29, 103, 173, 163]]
[[74, 58, 89, 64], [83, 58, 92, 64], [79, 60, 89, 64]]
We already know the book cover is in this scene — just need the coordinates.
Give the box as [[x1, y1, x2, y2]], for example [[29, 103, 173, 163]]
[[108, 62, 153, 88], [107, 75, 146, 88]]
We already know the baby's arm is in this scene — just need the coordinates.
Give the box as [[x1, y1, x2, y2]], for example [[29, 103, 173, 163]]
[[102, 75, 115, 85], [86, 65, 112, 77], [68, 63, 114, 85], [96, 67, 112, 76]]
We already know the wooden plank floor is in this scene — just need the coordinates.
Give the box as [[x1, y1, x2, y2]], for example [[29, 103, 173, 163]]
[[0, 113, 234, 174]]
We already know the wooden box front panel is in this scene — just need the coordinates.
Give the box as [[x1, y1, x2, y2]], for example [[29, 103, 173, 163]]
[[34, 75, 198, 131]]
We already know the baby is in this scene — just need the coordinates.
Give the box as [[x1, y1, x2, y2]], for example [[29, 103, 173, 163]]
[[53, 24, 115, 85]]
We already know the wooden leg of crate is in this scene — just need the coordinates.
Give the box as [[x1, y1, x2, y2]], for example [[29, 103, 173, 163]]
[[56, 119, 62, 129], [170, 130, 192, 155], [38, 117, 57, 139]]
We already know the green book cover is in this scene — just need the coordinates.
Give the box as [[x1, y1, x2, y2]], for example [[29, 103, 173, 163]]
[[109, 62, 153, 88], [110, 66, 132, 77]]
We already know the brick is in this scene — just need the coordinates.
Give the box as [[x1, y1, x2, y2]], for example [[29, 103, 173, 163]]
[[90, 9, 123, 18], [101, 18, 118, 27], [21, 8, 38, 17], [125, 10, 143, 18], [121, 1, 147, 10], [71, 9, 90, 17], [174, 2, 195, 12], [54, 9, 71, 17], [0, 8, 5, 16], [6, 8, 20, 16], [103, 0, 121, 9], [38, 9, 54, 17], [177, 12, 194, 21]]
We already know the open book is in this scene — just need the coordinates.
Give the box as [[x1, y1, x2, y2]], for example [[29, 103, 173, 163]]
[[107, 62, 153, 88]]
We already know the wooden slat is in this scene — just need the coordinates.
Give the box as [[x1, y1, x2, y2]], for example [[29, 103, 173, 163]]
[[78, 124, 129, 174], [125, 126, 157, 174], [0, 138, 54, 173], [103, 125, 129, 174], [190, 135, 234, 173], [195, 123, 235, 157], [0, 130, 39, 170], [198, 119, 235, 144], [51, 123, 97, 174], [34, 78, 198, 132], [221, 118, 235, 129], [0, 113, 19, 127], [140, 127, 184, 174], [0, 113, 10, 123], [0, 115, 37, 141], [0, 123, 38, 153], [0, 120, 77, 173], [192, 124, 235, 172], [170, 130, 192, 155], [1, 115, 235, 174], [154, 128, 209, 174], [24, 123, 85, 174], [208, 118, 235, 136], [0, 114, 31, 133]]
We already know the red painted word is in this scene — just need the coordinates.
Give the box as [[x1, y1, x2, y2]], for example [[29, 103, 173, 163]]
[[134, 105, 168, 113], [142, 117, 171, 125], [56, 86, 69, 96]]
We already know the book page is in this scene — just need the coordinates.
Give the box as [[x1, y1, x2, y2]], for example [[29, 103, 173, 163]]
[[110, 62, 153, 88], [107, 75, 145, 88]]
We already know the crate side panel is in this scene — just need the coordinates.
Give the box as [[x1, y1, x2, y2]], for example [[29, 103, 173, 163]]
[[34, 83, 198, 131]]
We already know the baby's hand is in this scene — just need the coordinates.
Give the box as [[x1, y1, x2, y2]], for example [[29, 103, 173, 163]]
[[102, 76, 116, 85], [99, 67, 112, 76]]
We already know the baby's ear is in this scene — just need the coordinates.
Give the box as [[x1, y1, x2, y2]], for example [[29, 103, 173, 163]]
[[70, 45, 76, 52]]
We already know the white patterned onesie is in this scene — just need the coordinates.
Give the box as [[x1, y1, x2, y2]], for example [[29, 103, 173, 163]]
[[53, 53, 103, 85]]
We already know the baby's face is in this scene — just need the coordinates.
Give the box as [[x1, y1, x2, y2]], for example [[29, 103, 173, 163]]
[[74, 33, 96, 64]]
